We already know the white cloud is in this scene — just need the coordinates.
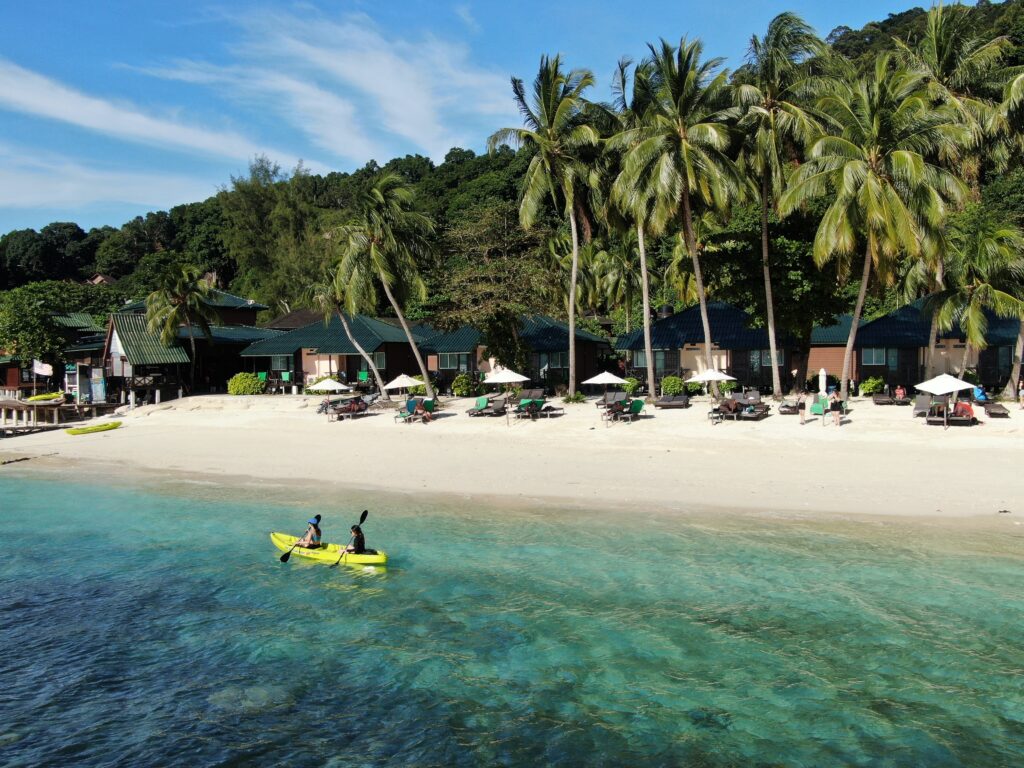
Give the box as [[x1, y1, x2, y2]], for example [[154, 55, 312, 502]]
[[0, 145, 217, 209], [0, 57, 304, 166], [454, 4, 480, 33], [142, 10, 519, 163]]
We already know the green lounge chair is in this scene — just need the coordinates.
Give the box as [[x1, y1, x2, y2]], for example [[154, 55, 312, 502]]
[[467, 396, 489, 416], [618, 398, 646, 423], [394, 397, 420, 424], [257, 372, 268, 383]]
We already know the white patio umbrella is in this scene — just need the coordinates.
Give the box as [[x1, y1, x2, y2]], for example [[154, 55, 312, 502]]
[[684, 369, 736, 383], [483, 368, 530, 385], [383, 374, 422, 391], [818, 367, 828, 396], [582, 371, 629, 386], [307, 378, 351, 392], [915, 373, 975, 429]]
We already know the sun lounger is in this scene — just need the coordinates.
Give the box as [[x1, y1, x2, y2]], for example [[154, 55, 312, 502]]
[[983, 402, 1009, 418], [654, 395, 689, 409], [394, 397, 422, 424], [617, 399, 646, 423], [596, 391, 628, 409], [467, 396, 490, 416], [739, 403, 772, 421], [912, 394, 931, 417], [777, 400, 799, 415], [538, 404, 564, 418], [514, 398, 544, 420], [872, 393, 895, 405]]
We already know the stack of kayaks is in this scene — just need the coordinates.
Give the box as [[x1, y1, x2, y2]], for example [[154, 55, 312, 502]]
[[270, 532, 388, 565]]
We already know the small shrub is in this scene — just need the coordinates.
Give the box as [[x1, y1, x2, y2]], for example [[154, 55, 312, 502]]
[[624, 376, 640, 396], [227, 372, 266, 395], [718, 380, 737, 394], [562, 391, 587, 403], [805, 374, 839, 392], [409, 374, 440, 396], [661, 375, 685, 396], [686, 382, 704, 395], [961, 368, 981, 385], [451, 372, 478, 397], [859, 375, 886, 395]]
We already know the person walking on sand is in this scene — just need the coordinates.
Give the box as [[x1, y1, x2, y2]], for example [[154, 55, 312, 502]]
[[829, 390, 843, 427], [797, 390, 809, 425], [295, 514, 322, 549]]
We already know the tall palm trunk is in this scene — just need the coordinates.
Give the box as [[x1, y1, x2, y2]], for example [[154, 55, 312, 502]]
[[637, 223, 656, 398], [379, 275, 434, 398], [959, 341, 972, 378], [841, 247, 874, 400], [925, 263, 944, 376], [335, 306, 390, 401], [186, 317, 197, 393], [681, 189, 718, 396], [760, 176, 782, 397], [567, 208, 581, 395], [1003, 324, 1023, 399]]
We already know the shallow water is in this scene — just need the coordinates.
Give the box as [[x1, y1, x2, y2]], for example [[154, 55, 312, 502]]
[[0, 474, 1022, 767]]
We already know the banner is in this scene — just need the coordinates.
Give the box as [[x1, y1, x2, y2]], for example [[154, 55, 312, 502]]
[[32, 359, 53, 377]]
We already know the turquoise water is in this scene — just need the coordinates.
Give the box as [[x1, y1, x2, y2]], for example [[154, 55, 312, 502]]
[[0, 474, 1022, 766]]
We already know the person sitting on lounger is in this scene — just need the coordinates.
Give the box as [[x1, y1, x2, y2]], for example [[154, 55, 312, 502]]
[[415, 399, 433, 422], [894, 385, 906, 400], [953, 400, 974, 419], [295, 514, 322, 548]]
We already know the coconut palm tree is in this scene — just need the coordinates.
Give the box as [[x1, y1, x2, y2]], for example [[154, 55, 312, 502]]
[[615, 38, 741, 389], [735, 12, 825, 397], [929, 210, 1024, 377], [594, 234, 642, 333], [489, 54, 598, 396], [332, 172, 435, 398], [307, 268, 390, 401], [894, 2, 1020, 185], [780, 55, 969, 399], [145, 265, 219, 392]]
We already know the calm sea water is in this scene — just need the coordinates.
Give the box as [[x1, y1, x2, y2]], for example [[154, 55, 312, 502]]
[[0, 473, 1022, 767]]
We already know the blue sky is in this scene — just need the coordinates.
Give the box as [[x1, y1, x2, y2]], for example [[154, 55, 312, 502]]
[[0, 0, 947, 233]]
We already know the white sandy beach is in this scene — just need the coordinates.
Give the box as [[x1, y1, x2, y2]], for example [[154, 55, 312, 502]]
[[2, 394, 1022, 521]]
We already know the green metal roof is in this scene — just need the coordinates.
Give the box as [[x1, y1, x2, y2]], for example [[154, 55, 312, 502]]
[[0, 355, 17, 365], [240, 314, 427, 357], [53, 312, 104, 332], [177, 325, 283, 344], [422, 326, 482, 354], [810, 315, 860, 345], [65, 334, 106, 355], [520, 315, 609, 352], [121, 289, 268, 313], [112, 314, 191, 366]]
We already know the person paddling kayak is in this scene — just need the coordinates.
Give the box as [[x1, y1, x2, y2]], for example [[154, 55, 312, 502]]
[[340, 524, 365, 555], [295, 514, 322, 549]]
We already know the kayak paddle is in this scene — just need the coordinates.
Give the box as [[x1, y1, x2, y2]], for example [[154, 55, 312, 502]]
[[279, 526, 311, 563], [331, 509, 368, 567]]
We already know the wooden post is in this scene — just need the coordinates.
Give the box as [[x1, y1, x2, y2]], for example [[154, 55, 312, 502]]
[[129, 391, 136, 409], [52, 407, 58, 425]]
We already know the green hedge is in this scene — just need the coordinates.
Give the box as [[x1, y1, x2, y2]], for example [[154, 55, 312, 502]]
[[451, 372, 478, 397], [859, 375, 886, 395], [623, 377, 640, 396], [227, 372, 266, 395], [660, 376, 685, 396]]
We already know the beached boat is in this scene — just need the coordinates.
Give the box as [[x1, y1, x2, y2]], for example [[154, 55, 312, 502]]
[[270, 532, 388, 565]]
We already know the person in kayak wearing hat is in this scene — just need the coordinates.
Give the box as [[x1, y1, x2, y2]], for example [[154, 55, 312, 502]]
[[340, 524, 366, 555], [295, 514, 323, 549]]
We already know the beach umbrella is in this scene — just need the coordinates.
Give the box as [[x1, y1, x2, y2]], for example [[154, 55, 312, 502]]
[[582, 371, 628, 386], [818, 367, 827, 395], [684, 369, 736, 383], [483, 368, 529, 385], [383, 374, 422, 391], [915, 373, 975, 429], [307, 378, 351, 392], [914, 373, 975, 396]]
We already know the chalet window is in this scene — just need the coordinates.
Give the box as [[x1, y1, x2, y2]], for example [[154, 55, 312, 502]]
[[538, 352, 567, 371], [360, 351, 386, 370], [862, 348, 885, 366], [439, 353, 469, 371], [760, 349, 784, 367], [270, 355, 291, 371]]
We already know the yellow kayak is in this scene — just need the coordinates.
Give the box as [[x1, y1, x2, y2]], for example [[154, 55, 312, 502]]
[[270, 532, 388, 566]]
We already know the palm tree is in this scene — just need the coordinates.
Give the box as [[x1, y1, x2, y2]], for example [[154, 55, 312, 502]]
[[615, 38, 740, 389], [735, 12, 825, 396], [333, 172, 435, 398], [594, 234, 641, 332], [929, 210, 1024, 377], [145, 265, 219, 392], [601, 57, 659, 396], [489, 54, 598, 396], [307, 268, 390, 401], [894, 2, 1020, 187], [780, 55, 968, 399]]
